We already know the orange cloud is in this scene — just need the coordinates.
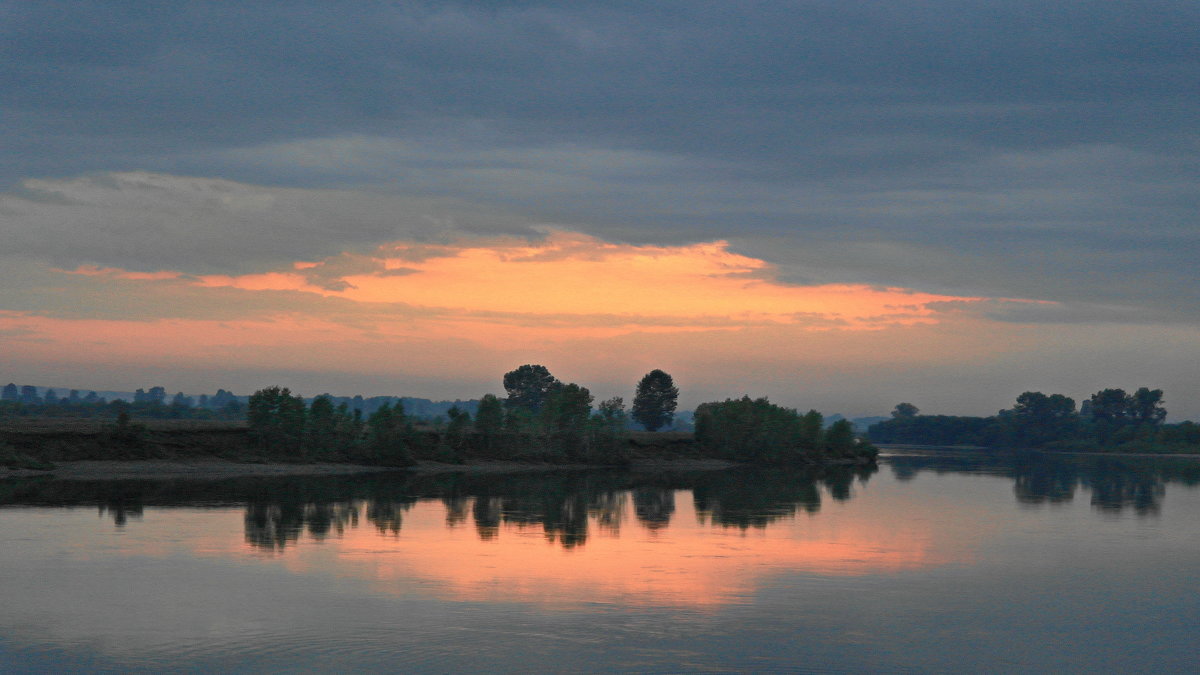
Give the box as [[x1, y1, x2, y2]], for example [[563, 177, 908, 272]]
[[190, 230, 988, 332], [8, 231, 1050, 403]]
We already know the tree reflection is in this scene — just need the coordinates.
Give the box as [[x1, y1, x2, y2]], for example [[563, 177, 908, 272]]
[[98, 502, 143, 528], [0, 467, 888, 543], [887, 450, 1198, 516], [5, 450, 1195, 550], [244, 501, 361, 551], [540, 492, 590, 549], [472, 496, 503, 540], [692, 467, 872, 529], [633, 488, 675, 531], [366, 500, 412, 536], [1086, 470, 1165, 515], [442, 495, 472, 528], [589, 491, 627, 535], [1013, 460, 1079, 505]]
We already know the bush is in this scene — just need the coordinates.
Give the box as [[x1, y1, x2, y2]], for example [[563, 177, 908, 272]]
[[0, 443, 55, 471]]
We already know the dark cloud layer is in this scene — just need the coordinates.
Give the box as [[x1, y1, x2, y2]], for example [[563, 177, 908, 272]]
[[2, 1, 1198, 321]]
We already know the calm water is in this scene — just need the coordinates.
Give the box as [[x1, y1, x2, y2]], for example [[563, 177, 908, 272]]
[[2, 450, 1199, 673]]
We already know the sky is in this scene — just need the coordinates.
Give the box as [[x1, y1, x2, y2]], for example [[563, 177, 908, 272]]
[[2, 1, 1198, 418]]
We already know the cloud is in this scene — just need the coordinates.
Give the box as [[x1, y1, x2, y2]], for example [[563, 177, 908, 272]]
[[2, 2, 1196, 321], [2, 2, 1198, 414], [181, 230, 995, 330], [0, 172, 540, 274], [0, 230, 1039, 410], [1, 229, 1001, 333]]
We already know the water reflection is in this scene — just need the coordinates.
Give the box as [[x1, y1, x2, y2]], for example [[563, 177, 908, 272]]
[[3, 452, 1198, 551], [886, 449, 1200, 515], [0, 466, 877, 550], [633, 488, 674, 530], [693, 469, 826, 528], [3, 458, 1200, 672], [245, 502, 362, 551]]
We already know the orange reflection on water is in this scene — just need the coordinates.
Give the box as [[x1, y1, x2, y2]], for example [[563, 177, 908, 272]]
[[263, 492, 964, 609]]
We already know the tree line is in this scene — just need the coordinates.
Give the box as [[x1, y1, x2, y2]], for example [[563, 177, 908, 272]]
[[245, 364, 875, 466], [244, 365, 684, 466], [0, 383, 244, 420], [0, 381, 481, 425], [869, 387, 1200, 452], [694, 397, 877, 464]]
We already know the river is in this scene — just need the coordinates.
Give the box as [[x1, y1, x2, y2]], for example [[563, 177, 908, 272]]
[[2, 449, 1198, 672]]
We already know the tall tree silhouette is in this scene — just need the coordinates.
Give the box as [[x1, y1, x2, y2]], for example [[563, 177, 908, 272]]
[[632, 369, 678, 432]]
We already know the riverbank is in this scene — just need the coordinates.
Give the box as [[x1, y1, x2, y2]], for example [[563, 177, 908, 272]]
[[1039, 449, 1200, 460], [1, 416, 870, 478], [0, 456, 745, 481], [879, 442, 1200, 457]]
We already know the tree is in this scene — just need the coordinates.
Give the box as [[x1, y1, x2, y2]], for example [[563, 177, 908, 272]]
[[446, 405, 471, 439], [1, 383, 17, 402], [503, 364, 561, 413], [333, 402, 362, 454], [597, 397, 627, 427], [1007, 391, 1076, 446], [799, 409, 824, 449], [1129, 387, 1167, 426], [1087, 387, 1167, 444], [586, 397, 630, 463], [892, 402, 919, 419], [503, 405, 535, 433], [210, 389, 237, 409], [305, 395, 338, 459], [631, 369, 679, 432], [694, 396, 804, 463], [824, 419, 857, 456], [540, 383, 594, 459], [366, 401, 412, 465], [541, 383, 593, 433], [474, 394, 505, 435], [1090, 388, 1130, 424], [247, 386, 307, 454]]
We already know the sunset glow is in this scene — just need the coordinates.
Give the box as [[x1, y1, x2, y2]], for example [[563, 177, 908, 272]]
[[4, 3, 1198, 672], [0, 229, 1062, 408], [4, 0, 1197, 419], [193, 232, 986, 329], [248, 493, 970, 609]]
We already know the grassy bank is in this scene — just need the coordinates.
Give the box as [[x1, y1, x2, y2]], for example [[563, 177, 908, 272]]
[[0, 417, 874, 474], [0, 418, 256, 464]]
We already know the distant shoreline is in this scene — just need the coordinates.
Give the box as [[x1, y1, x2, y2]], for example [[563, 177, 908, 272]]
[[1035, 449, 1200, 460], [879, 444, 1200, 459]]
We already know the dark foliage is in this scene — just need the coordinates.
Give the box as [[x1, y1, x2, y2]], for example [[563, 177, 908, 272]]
[[503, 364, 561, 413], [631, 369, 679, 432], [869, 387, 1194, 452], [694, 396, 876, 464]]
